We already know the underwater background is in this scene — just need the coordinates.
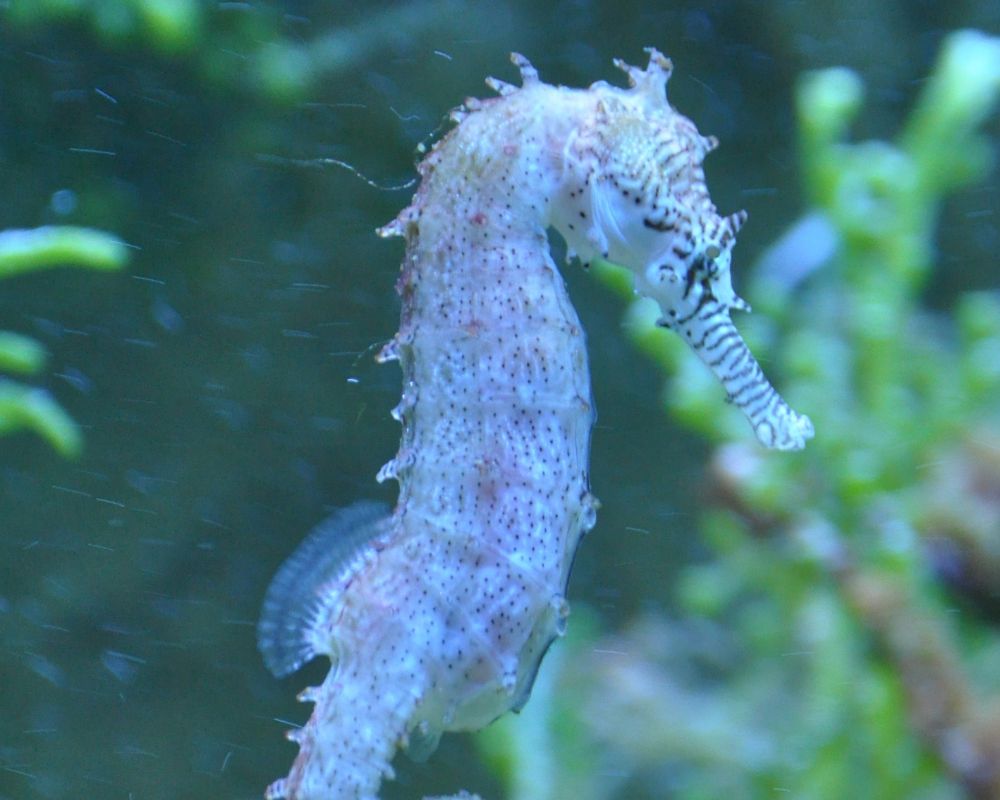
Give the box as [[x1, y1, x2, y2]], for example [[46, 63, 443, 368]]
[[1, 2, 998, 798]]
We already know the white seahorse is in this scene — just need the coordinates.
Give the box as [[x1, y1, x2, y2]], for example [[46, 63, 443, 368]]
[[257, 48, 813, 800]]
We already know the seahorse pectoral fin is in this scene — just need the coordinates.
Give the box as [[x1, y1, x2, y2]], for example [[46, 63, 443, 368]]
[[404, 720, 443, 762], [509, 594, 571, 713], [257, 501, 391, 678], [657, 299, 814, 451]]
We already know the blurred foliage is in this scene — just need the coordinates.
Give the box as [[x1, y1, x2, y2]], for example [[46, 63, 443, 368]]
[[485, 29, 1000, 800], [7, 0, 202, 55], [0, 226, 127, 457], [6, 0, 496, 101]]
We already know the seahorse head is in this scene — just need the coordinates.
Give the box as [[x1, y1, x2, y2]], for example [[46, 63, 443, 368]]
[[553, 49, 749, 314], [550, 50, 812, 450]]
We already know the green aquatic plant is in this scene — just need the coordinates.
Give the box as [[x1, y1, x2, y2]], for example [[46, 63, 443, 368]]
[[7, 0, 204, 55], [4, 0, 507, 100], [480, 29, 1000, 799], [0, 225, 127, 457]]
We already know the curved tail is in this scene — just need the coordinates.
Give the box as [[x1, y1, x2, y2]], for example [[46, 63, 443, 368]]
[[260, 502, 417, 799], [264, 645, 423, 800]]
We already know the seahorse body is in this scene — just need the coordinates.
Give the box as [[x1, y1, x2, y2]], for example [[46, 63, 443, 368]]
[[259, 49, 812, 800]]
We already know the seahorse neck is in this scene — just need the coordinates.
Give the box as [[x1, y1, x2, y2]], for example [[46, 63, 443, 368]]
[[407, 86, 594, 255]]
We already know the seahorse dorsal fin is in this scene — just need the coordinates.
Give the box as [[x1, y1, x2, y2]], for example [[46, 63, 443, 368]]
[[257, 501, 390, 677]]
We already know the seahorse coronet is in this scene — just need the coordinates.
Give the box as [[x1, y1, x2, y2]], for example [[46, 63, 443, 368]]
[[260, 48, 812, 800]]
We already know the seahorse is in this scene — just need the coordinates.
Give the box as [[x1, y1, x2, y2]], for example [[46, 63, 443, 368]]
[[257, 48, 813, 800]]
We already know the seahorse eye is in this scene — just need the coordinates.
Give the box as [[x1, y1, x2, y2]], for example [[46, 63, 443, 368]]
[[705, 244, 721, 260]]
